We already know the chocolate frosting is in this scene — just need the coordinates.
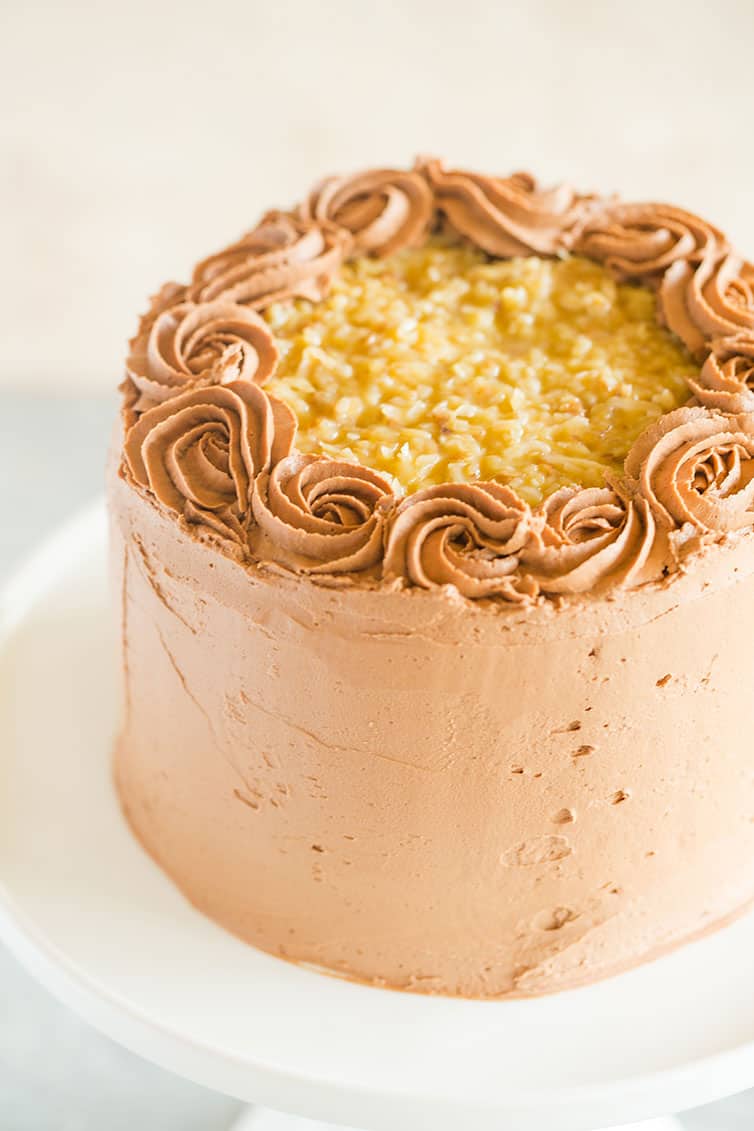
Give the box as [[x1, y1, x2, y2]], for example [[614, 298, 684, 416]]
[[576, 202, 754, 355], [300, 168, 433, 258], [521, 487, 660, 594], [384, 482, 538, 601], [690, 335, 754, 413], [124, 382, 295, 544], [252, 452, 395, 574], [660, 252, 754, 355], [127, 300, 279, 409], [119, 159, 754, 603], [422, 158, 594, 257], [625, 405, 754, 532], [189, 212, 347, 307], [112, 460, 754, 999], [575, 203, 726, 284]]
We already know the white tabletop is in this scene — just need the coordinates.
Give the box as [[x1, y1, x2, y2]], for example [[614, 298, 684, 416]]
[[0, 392, 752, 1130]]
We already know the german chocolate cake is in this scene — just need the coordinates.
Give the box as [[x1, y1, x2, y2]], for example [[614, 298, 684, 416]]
[[109, 160, 754, 998]]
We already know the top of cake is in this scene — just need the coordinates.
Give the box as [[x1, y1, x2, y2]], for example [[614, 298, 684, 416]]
[[264, 243, 695, 503], [119, 159, 754, 603]]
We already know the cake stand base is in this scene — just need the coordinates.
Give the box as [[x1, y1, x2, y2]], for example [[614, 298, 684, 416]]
[[230, 1109, 683, 1131]]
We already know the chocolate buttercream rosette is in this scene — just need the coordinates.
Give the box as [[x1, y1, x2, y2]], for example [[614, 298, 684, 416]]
[[126, 300, 279, 412], [119, 159, 754, 599], [421, 157, 596, 257], [520, 487, 662, 594], [625, 405, 754, 535], [574, 202, 726, 285], [299, 167, 434, 258], [123, 381, 295, 550], [252, 453, 395, 575], [661, 251, 754, 356], [189, 211, 348, 307], [690, 335, 754, 414], [383, 482, 539, 602]]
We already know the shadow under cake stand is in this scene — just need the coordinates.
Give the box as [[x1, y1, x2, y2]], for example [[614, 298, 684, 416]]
[[1, 501, 753, 1131]]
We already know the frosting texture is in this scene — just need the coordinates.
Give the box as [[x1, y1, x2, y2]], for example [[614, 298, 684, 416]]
[[575, 203, 726, 283], [189, 212, 347, 307], [423, 158, 593, 257], [300, 168, 433, 258], [574, 203, 754, 355], [111, 158, 754, 1002], [661, 252, 754, 355], [119, 158, 754, 603], [252, 453, 395, 574], [625, 406, 754, 533], [124, 382, 295, 545], [690, 335, 754, 413], [127, 301, 278, 409], [522, 487, 660, 594], [384, 482, 537, 600], [111, 462, 754, 999]]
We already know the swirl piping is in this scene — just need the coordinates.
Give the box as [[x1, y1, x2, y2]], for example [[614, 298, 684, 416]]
[[126, 300, 278, 409], [660, 252, 754, 356], [124, 382, 295, 543], [576, 203, 726, 284], [300, 168, 434, 258], [120, 160, 754, 598], [521, 487, 659, 593], [383, 482, 538, 601], [190, 213, 347, 308], [625, 406, 754, 533], [689, 335, 754, 414], [252, 453, 395, 574], [422, 158, 593, 258]]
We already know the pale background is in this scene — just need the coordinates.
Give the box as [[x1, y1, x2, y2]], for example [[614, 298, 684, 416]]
[[3, 0, 754, 395], [3, 0, 754, 1127]]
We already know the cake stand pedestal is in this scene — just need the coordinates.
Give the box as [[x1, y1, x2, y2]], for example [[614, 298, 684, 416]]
[[1, 503, 753, 1131]]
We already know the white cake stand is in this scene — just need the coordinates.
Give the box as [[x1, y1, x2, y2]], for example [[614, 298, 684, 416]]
[[2, 502, 754, 1131]]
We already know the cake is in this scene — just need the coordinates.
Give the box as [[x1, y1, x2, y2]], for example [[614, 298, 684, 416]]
[[109, 160, 754, 999]]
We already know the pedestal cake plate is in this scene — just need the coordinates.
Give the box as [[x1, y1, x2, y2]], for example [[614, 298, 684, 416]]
[[2, 502, 754, 1131]]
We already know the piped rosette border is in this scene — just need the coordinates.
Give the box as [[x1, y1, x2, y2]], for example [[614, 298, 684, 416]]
[[119, 160, 754, 603]]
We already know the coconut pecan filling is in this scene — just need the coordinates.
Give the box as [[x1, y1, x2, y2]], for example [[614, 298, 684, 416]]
[[265, 243, 695, 503]]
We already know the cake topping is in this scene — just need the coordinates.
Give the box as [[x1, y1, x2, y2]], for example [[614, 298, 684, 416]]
[[689, 335, 754, 414], [126, 300, 279, 409], [124, 382, 295, 538], [577, 204, 754, 356], [119, 158, 754, 600], [423, 158, 593, 257], [300, 168, 433, 258], [521, 487, 659, 594], [252, 452, 394, 574], [384, 482, 537, 601], [189, 212, 347, 307], [265, 246, 695, 501], [575, 203, 726, 284], [660, 252, 754, 355], [625, 405, 754, 532]]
